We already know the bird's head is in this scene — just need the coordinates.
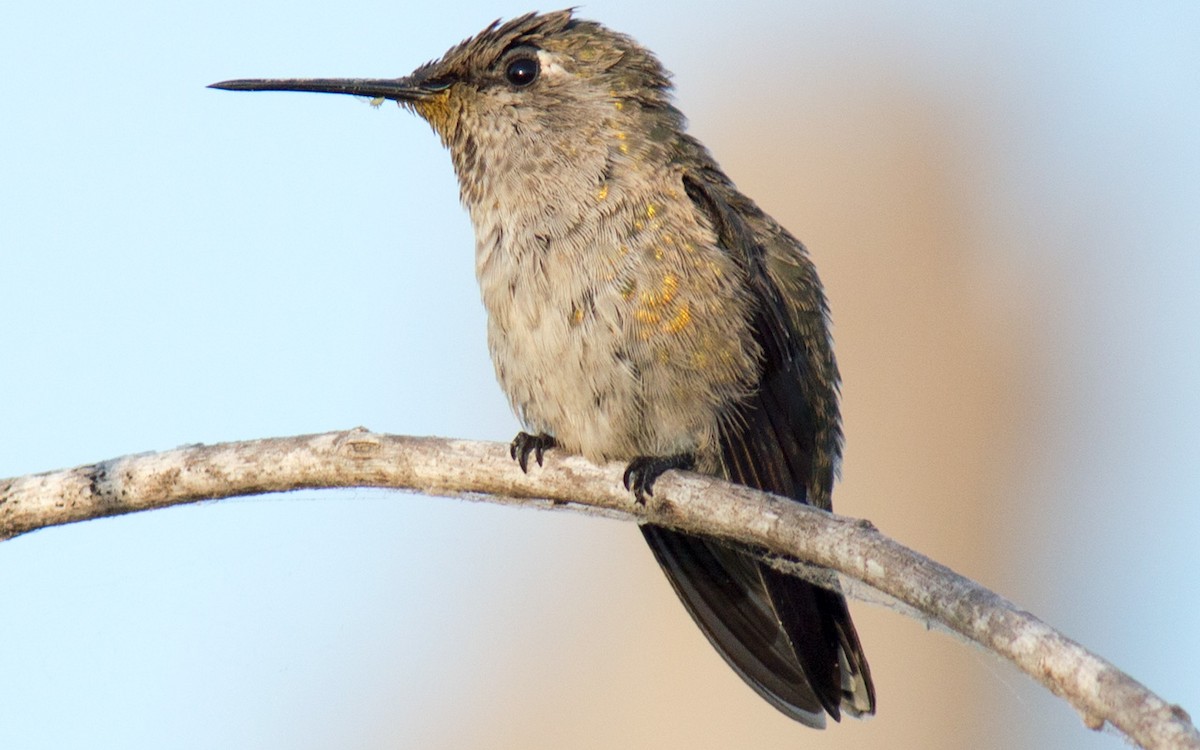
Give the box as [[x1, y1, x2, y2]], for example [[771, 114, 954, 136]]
[[211, 10, 686, 210]]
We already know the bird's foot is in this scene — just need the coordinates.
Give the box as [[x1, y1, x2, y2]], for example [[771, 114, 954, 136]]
[[623, 454, 694, 504], [510, 432, 557, 472]]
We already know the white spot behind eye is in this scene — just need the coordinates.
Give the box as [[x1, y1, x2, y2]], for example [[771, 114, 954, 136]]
[[536, 49, 569, 79]]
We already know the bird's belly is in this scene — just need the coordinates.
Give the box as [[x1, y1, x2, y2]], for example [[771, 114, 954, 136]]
[[472, 204, 760, 467], [484, 284, 647, 462]]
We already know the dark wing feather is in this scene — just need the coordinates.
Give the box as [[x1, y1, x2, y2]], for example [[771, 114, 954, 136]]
[[639, 139, 874, 723]]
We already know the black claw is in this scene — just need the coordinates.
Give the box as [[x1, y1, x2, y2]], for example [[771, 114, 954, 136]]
[[622, 454, 694, 504], [510, 432, 557, 473]]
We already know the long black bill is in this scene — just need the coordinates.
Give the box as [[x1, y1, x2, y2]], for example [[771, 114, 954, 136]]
[[208, 77, 436, 102]]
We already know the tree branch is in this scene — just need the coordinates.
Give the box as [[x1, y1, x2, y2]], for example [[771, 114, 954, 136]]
[[1, 428, 1195, 749]]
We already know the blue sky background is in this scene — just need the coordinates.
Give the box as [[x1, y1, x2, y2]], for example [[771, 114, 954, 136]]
[[2, 2, 1198, 748]]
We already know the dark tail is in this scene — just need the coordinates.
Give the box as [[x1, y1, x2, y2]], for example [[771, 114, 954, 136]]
[[641, 526, 872, 726], [640, 362, 874, 725]]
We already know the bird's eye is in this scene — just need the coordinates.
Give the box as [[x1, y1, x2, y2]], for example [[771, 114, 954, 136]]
[[504, 56, 540, 87]]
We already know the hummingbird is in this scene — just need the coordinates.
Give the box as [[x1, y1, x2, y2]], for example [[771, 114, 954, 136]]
[[211, 9, 875, 726]]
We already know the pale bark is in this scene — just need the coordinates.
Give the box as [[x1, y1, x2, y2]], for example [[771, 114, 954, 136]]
[[2, 429, 1195, 749]]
